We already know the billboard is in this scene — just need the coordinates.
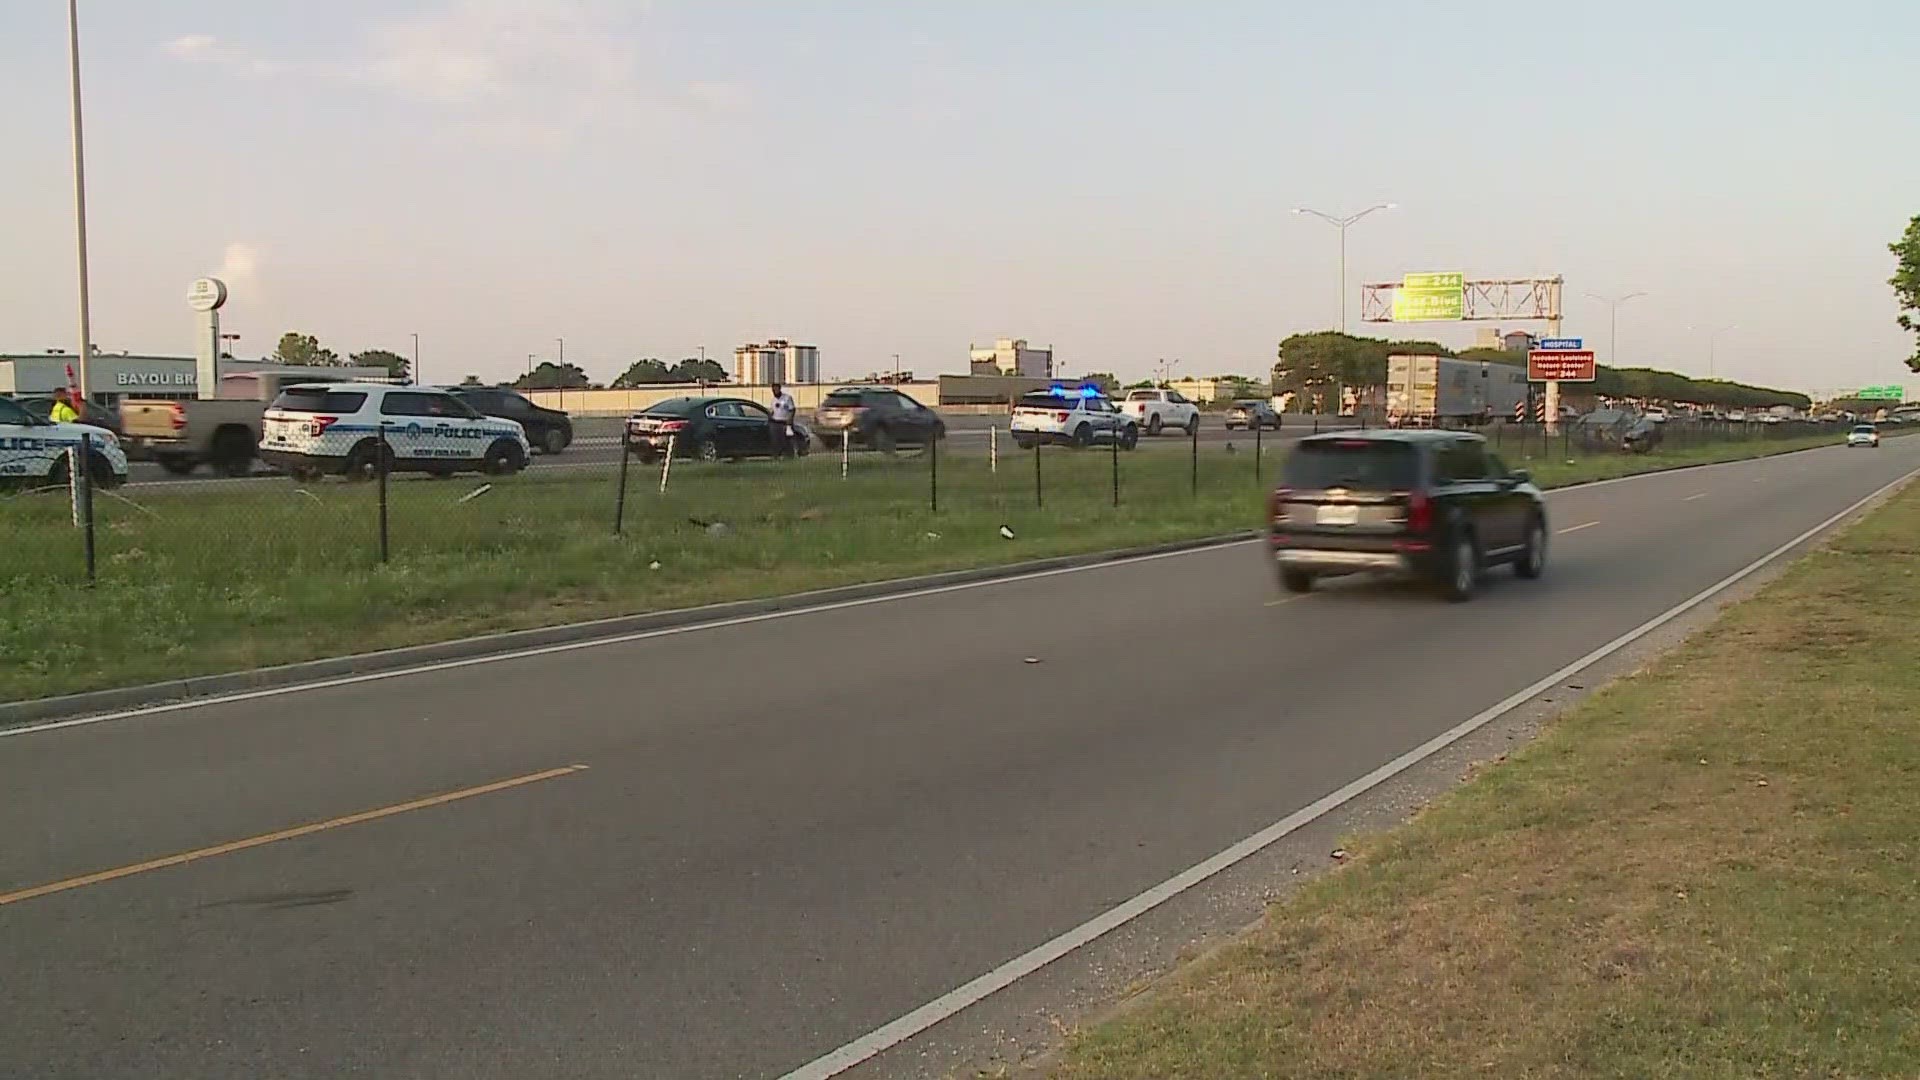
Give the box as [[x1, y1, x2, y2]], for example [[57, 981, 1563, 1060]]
[[1528, 350, 1597, 382], [1391, 272, 1465, 322]]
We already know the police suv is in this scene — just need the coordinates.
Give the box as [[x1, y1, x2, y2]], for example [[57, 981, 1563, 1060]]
[[1010, 386, 1140, 450], [259, 383, 531, 480], [0, 394, 129, 488]]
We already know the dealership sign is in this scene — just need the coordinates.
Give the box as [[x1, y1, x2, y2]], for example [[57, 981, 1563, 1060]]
[[1528, 349, 1597, 382]]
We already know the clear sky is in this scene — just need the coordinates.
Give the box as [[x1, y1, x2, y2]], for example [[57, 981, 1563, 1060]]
[[2, 0, 1913, 393]]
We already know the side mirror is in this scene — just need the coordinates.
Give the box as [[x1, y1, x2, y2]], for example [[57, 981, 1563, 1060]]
[[1510, 469, 1532, 485]]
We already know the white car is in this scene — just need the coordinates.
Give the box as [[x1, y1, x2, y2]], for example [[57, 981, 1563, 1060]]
[[1010, 389, 1138, 449], [1847, 424, 1880, 448], [259, 383, 531, 480], [0, 395, 128, 488], [1118, 388, 1201, 437]]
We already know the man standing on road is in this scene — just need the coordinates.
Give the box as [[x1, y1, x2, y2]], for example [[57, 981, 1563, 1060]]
[[769, 382, 797, 458], [48, 387, 81, 424]]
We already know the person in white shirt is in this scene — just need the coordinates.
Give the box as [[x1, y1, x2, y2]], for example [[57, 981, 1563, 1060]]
[[769, 383, 798, 458]]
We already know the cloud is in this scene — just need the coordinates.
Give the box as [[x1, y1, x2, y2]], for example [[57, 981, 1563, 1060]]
[[166, 34, 218, 57], [215, 242, 261, 294]]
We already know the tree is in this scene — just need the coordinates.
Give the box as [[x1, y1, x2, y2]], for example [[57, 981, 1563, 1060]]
[[669, 357, 728, 384], [458, 374, 485, 387], [514, 362, 591, 390], [350, 349, 410, 383], [1079, 372, 1120, 394], [271, 332, 340, 367], [612, 359, 674, 387], [1892, 215, 1920, 372]]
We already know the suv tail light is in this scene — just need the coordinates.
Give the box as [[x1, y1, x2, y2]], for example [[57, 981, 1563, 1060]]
[[1054, 411, 1069, 423], [167, 402, 187, 431], [309, 415, 339, 437], [1269, 486, 1293, 524], [1405, 490, 1433, 534]]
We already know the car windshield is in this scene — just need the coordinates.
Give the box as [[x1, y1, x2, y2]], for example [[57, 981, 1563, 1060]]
[[1283, 440, 1419, 490], [269, 388, 369, 413], [1854, 425, 1877, 433]]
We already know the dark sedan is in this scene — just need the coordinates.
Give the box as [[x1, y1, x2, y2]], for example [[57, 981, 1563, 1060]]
[[1269, 430, 1547, 602], [446, 387, 573, 455], [625, 396, 813, 462]]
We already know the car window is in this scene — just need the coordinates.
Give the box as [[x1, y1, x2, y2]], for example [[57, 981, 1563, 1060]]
[[499, 393, 533, 414], [380, 391, 439, 417], [823, 391, 864, 408], [1484, 452, 1512, 479], [1283, 440, 1418, 490], [893, 393, 926, 411], [1126, 390, 1159, 401], [1438, 441, 1490, 482], [738, 401, 771, 421], [1017, 392, 1069, 410], [270, 388, 369, 413], [640, 398, 699, 418], [0, 397, 33, 426], [1168, 391, 1189, 404], [706, 401, 741, 419]]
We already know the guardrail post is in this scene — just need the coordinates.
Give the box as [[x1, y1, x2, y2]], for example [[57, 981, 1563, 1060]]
[[613, 426, 632, 535]]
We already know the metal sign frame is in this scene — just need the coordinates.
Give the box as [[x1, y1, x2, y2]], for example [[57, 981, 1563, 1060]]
[[1360, 276, 1564, 325]]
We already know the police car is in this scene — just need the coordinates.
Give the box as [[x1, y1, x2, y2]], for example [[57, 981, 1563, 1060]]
[[258, 383, 531, 480], [0, 394, 129, 488], [1009, 386, 1140, 450]]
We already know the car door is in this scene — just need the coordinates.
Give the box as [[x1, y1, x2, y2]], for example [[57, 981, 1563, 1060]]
[[729, 400, 777, 456], [1167, 390, 1194, 423], [377, 390, 439, 464], [892, 392, 934, 444], [1484, 451, 1536, 539], [494, 392, 542, 442], [1087, 397, 1121, 439], [1437, 439, 1515, 553], [0, 396, 51, 480]]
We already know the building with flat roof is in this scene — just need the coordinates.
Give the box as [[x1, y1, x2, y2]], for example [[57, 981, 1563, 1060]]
[[969, 338, 1052, 379], [733, 340, 820, 385]]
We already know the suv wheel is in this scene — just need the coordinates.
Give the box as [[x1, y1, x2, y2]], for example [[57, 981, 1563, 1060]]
[[1120, 424, 1139, 450], [1185, 415, 1200, 437], [1281, 568, 1314, 594], [1146, 414, 1163, 436], [1442, 534, 1479, 602], [1072, 424, 1093, 448], [1515, 517, 1547, 580], [484, 439, 527, 475], [543, 428, 567, 455]]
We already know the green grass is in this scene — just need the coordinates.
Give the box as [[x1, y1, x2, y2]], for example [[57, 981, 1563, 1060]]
[[0, 428, 1875, 704], [1050, 472, 1920, 1078]]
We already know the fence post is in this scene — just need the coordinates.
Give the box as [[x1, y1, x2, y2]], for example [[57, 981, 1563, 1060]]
[[1190, 417, 1199, 497], [613, 426, 632, 534], [660, 434, 676, 494], [989, 424, 997, 475], [1033, 440, 1043, 509], [840, 426, 850, 480], [1254, 419, 1263, 482], [929, 427, 939, 513], [76, 432, 96, 584], [376, 423, 391, 564], [1111, 422, 1120, 508]]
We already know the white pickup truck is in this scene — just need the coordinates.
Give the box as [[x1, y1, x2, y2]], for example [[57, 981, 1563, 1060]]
[[1118, 388, 1201, 437]]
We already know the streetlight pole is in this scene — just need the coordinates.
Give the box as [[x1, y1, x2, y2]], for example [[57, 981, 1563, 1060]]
[[1690, 324, 1736, 381], [66, 0, 95, 400], [410, 332, 420, 385], [1586, 291, 1647, 367], [557, 337, 564, 369], [1293, 203, 1397, 333]]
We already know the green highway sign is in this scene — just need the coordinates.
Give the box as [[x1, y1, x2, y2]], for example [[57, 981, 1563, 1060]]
[[1857, 385, 1905, 401], [1392, 271, 1465, 322]]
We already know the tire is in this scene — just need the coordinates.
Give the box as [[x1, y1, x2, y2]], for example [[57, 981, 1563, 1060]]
[[1120, 424, 1139, 450], [483, 439, 526, 475], [872, 426, 897, 457], [1147, 414, 1163, 436], [157, 456, 197, 476], [795, 434, 813, 458], [1072, 424, 1093, 448], [693, 439, 722, 463], [1442, 534, 1479, 603], [45, 455, 70, 489], [343, 441, 389, 482], [210, 427, 255, 478], [1281, 568, 1314, 594], [542, 428, 568, 455], [86, 452, 123, 489], [1515, 516, 1547, 580], [1014, 437, 1037, 451], [1185, 415, 1201, 438]]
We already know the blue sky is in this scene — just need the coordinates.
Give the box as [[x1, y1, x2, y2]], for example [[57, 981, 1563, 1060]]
[[2, 0, 1913, 392]]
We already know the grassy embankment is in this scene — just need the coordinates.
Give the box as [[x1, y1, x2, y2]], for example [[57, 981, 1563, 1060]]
[[1052, 472, 1920, 1078], [0, 428, 1868, 703]]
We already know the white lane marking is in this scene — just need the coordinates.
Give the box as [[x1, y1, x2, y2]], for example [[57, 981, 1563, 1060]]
[[1556, 521, 1600, 535], [4, 447, 1899, 740], [772, 467, 1918, 1080], [1684, 492, 1709, 502]]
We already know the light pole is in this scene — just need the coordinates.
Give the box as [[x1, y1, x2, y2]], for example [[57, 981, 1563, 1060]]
[[1690, 324, 1736, 380], [410, 332, 419, 385], [1586, 291, 1647, 367], [557, 337, 565, 369], [893, 353, 901, 383], [1293, 203, 1396, 333], [66, 0, 95, 399], [219, 332, 240, 359]]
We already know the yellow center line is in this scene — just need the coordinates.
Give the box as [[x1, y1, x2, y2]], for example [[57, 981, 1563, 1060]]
[[0, 764, 590, 908], [1557, 521, 1601, 535]]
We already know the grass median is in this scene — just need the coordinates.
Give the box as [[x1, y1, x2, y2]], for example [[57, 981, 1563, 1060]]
[[0, 427, 1875, 704], [1050, 472, 1920, 1078]]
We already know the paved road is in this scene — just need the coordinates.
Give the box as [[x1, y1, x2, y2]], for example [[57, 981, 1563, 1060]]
[[121, 416, 1349, 489], [6, 439, 1914, 1079]]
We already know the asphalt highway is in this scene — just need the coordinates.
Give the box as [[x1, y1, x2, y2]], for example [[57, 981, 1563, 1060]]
[[5, 438, 1914, 1079]]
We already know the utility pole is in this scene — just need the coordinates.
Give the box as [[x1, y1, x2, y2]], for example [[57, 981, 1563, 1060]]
[[410, 332, 420, 385], [1293, 204, 1397, 333], [66, 0, 95, 400]]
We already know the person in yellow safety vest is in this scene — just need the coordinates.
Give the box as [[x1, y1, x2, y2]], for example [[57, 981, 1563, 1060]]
[[48, 387, 81, 424]]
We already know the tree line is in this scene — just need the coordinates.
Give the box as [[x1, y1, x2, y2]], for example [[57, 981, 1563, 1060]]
[[1272, 331, 1813, 411], [258, 334, 734, 391]]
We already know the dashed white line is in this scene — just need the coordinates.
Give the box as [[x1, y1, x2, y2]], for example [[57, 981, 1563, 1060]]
[[1684, 492, 1709, 501], [1556, 521, 1600, 535]]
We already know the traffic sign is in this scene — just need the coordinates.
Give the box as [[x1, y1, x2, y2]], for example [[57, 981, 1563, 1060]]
[[1857, 385, 1904, 401], [1538, 338, 1583, 351], [1391, 271, 1465, 322], [1528, 350, 1597, 382]]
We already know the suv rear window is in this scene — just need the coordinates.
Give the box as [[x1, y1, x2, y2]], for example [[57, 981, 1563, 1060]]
[[1126, 390, 1160, 401], [270, 388, 368, 413], [1016, 392, 1070, 410], [1283, 440, 1419, 490], [822, 391, 865, 408]]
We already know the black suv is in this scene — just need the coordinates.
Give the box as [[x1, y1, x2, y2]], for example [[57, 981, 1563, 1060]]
[[1268, 430, 1548, 602], [446, 387, 573, 454], [812, 387, 945, 453]]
